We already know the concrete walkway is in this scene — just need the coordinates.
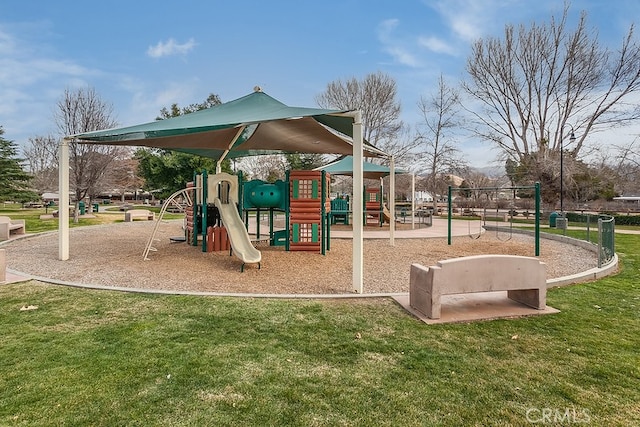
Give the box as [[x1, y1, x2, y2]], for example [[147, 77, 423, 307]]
[[330, 217, 476, 239]]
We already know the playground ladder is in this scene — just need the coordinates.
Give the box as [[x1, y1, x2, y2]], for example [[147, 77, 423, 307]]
[[143, 187, 199, 260]]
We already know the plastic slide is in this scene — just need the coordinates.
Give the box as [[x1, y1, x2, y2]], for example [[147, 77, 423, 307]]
[[382, 205, 391, 223], [214, 198, 261, 270]]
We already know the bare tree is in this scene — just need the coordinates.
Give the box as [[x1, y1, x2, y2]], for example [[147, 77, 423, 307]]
[[611, 138, 640, 195], [23, 135, 59, 194], [315, 71, 416, 165], [236, 154, 287, 182], [464, 4, 640, 191], [55, 87, 123, 221], [100, 154, 144, 204], [464, 169, 503, 209], [416, 75, 467, 210]]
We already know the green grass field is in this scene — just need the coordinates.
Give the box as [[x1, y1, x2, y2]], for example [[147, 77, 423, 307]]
[[1, 212, 639, 425], [0, 204, 183, 234]]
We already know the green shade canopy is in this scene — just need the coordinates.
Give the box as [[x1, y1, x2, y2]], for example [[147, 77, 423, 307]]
[[70, 90, 386, 159], [317, 156, 404, 179]]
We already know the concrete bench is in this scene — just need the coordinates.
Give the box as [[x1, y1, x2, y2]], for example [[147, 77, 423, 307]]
[[410, 255, 546, 319], [479, 212, 510, 222], [0, 216, 26, 241], [124, 209, 155, 222]]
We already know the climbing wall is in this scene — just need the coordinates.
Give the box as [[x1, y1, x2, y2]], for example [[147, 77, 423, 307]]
[[288, 170, 330, 252]]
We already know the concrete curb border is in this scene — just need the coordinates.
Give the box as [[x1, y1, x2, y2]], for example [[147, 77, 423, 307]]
[[483, 225, 619, 288], [3, 225, 620, 298]]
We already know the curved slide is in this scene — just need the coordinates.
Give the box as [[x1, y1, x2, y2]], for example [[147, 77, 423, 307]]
[[383, 205, 391, 223], [214, 198, 261, 271]]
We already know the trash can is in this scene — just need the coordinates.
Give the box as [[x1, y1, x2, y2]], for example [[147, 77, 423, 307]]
[[79, 201, 86, 215], [549, 211, 559, 228], [556, 217, 568, 230], [93, 203, 99, 212]]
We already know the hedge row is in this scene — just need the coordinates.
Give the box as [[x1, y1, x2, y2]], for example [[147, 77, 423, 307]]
[[611, 215, 640, 226], [561, 212, 640, 226]]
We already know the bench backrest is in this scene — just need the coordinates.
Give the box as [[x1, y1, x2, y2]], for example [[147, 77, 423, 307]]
[[127, 209, 150, 215], [430, 255, 546, 294], [331, 199, 349, 211]]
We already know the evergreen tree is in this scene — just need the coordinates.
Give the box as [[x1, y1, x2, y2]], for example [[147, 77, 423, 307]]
[[135, 148, 224, 199], [284, 153, 326, 171], [0, 127, 40, 203]]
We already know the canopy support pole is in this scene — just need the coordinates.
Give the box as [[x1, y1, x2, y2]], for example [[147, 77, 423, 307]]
[[58, 138, 70, 260], [351, 111, 364, 293], [389, 155, 395, 246], [411, 173, 415, 229], [216, 125, 246, 173]]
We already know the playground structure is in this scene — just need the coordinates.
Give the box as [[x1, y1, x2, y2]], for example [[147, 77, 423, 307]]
[[239, 170, 332, 254], [209, 173, 262, 272], [287, 170, 331, 253], [330, 184, 395, 227], [146, 170, 334, 269], [240, 173, 288, 248], [364, 185, 389, 226]]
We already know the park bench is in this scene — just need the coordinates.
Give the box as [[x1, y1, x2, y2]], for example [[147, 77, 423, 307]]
[[330, 198, 350, 225], [124, 209, 155, 222], [410, 255, 546, 319], [0, 216, 26, 241]]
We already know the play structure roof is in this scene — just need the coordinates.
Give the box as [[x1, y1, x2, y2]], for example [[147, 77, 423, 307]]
[[317, 156, 406, 179], [70, 89, 386, 159]]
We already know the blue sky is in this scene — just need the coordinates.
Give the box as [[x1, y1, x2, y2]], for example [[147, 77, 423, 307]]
[[1, 0, 639, 167]]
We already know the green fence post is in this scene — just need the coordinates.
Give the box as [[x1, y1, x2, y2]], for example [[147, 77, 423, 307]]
[[535, 181, 540, 256], [201, 170, 208, 252], [447, 185, 452, 245], [285, 170, 290, 252]]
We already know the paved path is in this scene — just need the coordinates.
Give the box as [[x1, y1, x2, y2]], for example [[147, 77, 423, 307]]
[[330, 217, 477, 239]]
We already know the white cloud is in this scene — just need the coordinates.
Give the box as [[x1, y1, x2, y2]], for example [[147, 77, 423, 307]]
[[377, 19, 421, 67], [147, 38, 196, 58], [0, 29, 17, 55], [426, 0, 545, 43], [0, 24, 105, 144], [378, 18, 399, 35], [418, 36, 458, 56], [429, 0, 491, 42], [385, 45, 421, 67]]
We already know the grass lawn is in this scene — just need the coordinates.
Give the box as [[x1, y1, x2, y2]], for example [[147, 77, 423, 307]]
[[0, 205, 183, 234], [1, 231, 639, 425]]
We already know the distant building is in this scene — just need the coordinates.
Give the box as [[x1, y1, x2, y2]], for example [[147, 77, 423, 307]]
[[413, 191, 434, 203], [41, 192, 58, 201], [613, 196, 640, 204]]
